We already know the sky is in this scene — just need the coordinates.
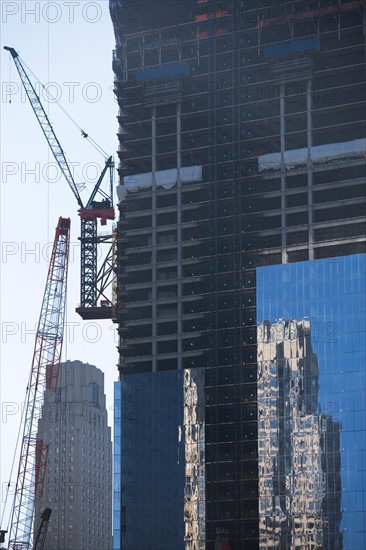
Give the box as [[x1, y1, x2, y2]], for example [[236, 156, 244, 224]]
[[0, 0, 119, 530]]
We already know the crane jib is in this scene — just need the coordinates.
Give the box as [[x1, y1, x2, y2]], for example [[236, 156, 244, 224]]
[[4, 46, 114, 212], [4, 47, 85, 208], [4, 45, 115, 316]]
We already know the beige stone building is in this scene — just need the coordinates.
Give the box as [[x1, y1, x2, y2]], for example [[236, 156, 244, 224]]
[[35, 360, 112, 550]]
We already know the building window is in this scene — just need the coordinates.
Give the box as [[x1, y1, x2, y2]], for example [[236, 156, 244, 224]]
[[91, 382, 99, 407]]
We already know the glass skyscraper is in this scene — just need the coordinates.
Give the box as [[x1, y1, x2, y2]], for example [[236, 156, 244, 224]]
[[257, 254, 366, 549], [114, 254, 366, 549], [114, 368, 206, 549], [110, 0, 366, 547]]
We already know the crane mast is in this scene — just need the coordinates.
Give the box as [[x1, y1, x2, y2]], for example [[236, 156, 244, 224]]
[[7, 217, 71, 549], [4, 46, 115, 319]]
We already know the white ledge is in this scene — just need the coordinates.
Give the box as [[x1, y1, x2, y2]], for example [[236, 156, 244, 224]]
[[258, 138, 366, 172], [117, 166, 202, 202]]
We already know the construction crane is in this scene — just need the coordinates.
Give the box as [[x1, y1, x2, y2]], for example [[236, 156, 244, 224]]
[[3, 217, 71, 549], [4, 46, 116, 320]]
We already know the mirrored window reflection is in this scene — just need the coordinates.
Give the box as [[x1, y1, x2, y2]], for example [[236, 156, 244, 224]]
[[115, 369, 206, 550], [257, 320, 342, 549], [257, 254, 366, 550], [184, 368, 206, 549]]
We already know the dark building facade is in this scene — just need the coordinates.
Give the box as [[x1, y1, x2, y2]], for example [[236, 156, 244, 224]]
[[110, 1, 366, 548]]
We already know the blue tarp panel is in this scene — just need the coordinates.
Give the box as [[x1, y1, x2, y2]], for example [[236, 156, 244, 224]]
[[263, 38, 321, 58], [135, 63, 190, 81]]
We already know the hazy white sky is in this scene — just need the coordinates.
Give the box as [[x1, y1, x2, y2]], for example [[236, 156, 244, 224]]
[[0, 0, 119, 528]]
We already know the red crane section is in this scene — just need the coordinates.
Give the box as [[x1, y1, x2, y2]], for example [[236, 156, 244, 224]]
[[8, 217, 71, 550]]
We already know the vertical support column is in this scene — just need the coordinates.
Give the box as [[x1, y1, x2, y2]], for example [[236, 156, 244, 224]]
[[122, 39, 128, 81], [307, 79, 314, 261], [177, 103, 183, 370], [257, 8, 262, 55], [338, 0, 341, 40], [151, 107, 157, 372], [280, 84, 287, 264], [80, 217, 98, 307]]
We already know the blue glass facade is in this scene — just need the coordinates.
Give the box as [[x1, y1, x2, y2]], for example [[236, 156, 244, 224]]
[[114, 368, 206, 549], [114, 381, 122, 550], [114, 371, 185, 549], [257, 254, 366, 549]]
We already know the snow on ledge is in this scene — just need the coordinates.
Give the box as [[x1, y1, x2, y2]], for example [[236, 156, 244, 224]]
[[116, 166, 202, 202], [258, 138, 366, 172]]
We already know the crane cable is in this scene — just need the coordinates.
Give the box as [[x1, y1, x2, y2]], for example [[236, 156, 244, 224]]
[[8, 54, 12, 103], [20, 57, 110, 160], [0, 386, 30, 533]]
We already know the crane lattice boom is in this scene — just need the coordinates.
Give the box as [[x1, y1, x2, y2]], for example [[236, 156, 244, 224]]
[[8, 217, 71, 550], [4, 47, 84, 208]]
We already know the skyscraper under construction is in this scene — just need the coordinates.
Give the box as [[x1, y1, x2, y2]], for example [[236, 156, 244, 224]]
[[110, 1, 366, 548]]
